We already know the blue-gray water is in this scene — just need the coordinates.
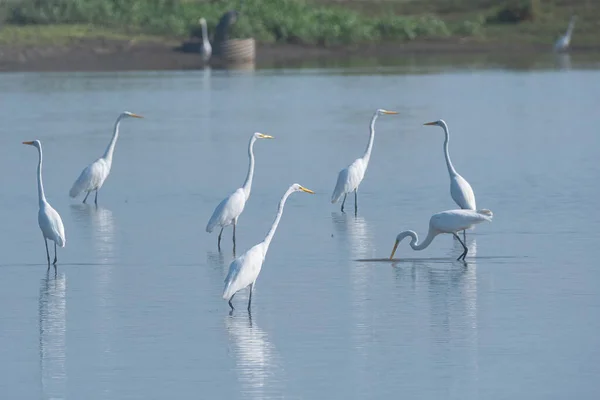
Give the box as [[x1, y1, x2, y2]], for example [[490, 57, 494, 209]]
[[1, 54, 600, 399]]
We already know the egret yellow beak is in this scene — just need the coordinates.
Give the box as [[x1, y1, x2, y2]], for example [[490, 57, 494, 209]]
[[299, 186, 315, 194], [130, 113, 144, 119], [22, 141, 34, 145], [390, 240, 399, 259], [382, 110, 398, 115], [424, 121, 437, 126], [258, 134, 274, 139]]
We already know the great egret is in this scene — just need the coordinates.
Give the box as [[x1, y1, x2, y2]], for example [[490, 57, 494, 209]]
[[554, 16, 576, 53], [23, 140, 66, 268], [389, 209, 493, 261], [206, 132, 274, 252], [223, 183, 314, 311], [424, 119, 476, 239], [331, 109, 398, 214], [69, 111, 143, 205], [199, 18, 212, 62]]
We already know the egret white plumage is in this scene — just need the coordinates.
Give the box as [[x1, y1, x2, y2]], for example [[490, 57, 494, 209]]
[[554, 16, 576, 52], [424, 119, 476, 239], [199, 17, 212, 62], [69, 111, 143, 205], [23, 140, 66, 269], [331, 109, 398, 214], [206, 132, 274, 252], [389, 209, 493, 261], [223, 184, 314, 311]]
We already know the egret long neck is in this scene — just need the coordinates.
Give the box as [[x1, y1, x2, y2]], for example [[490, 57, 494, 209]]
[[398, 227, 437, 251], [566, 18, 575, 38], [263, 186, 294, 250], [201, 21, 210, 45], [36, 146, 47, 206], [242, 136, 257, 199], [441, 122, 458, 176], [361, 112, 379, 166], [102, 115, 123, 167]]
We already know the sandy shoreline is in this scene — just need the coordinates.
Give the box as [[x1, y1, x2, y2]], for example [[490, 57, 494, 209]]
[[0, 38, 598, 72]]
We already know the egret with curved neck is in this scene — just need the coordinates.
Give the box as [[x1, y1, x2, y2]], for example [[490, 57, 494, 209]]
[[199, 17, 212, 62], [390, 209, 492, 261], [424, 119, 476, 239], [331, 108, 398, 215], [23, 140, 66, 269], [206, 132, 274, 253], [223, 184, 314, 311], [69, 111, 143, 205]]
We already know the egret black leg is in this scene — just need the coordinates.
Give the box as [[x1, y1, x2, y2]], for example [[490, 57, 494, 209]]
[[453, 233, 468, 261], [228, 293, 235, 311], [463, 229, 466, 241], [247, 283, 254, 311], [94, 190, 98, 205], [233, 221, 237, 255], [354, 190, 358, 216], [83, 191, 90, 204], [218, 227, 223, 251], [44, 238, 50, 268], [341, 194, 347, 213], [53, 242, 58, 265]]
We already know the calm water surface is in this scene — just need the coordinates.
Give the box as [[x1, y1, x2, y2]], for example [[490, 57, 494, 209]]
[[1, 54, 600, 399]]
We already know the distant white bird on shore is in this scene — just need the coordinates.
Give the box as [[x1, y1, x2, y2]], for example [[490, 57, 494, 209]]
[[389, 209, 493, 261], [206, 132, 274, 252], [424, 119, 476, 240], [69, 111, 143, 205], [331, 109, 398, 215], [223, 184, 314, 312], [24, 140, 66, 269], [199, 18, 212, 62], [554, 16, 576, 52]]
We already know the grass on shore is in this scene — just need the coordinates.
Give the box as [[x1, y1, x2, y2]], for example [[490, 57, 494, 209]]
[[0, 0, 598, 48]]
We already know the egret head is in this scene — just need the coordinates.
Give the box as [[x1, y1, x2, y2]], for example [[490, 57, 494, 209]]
[[122, 111, 143, 119], [424, 119, 447, 128], [291, 184, 315, 194], [390, 235, 402, 259], [254, 132, 274, 140], [376, 109, 398, 116], [22, 140, 41, 149], [199, 17, 207, 25]]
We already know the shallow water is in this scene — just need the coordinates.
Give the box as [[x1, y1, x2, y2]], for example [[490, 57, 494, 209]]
[[1, 53, 600, 399]]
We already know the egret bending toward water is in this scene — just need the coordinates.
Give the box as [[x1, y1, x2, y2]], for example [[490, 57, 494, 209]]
[[199, 18, 212, 62], [207, 132, 274, 252], [424, 119, 476, 239], [331, 109, 398, 215], [555, 16, 576, 52], [389, 209, 492, 261], [24, 140, 66, 269], [69, 111, 143, 205], [223, 184, 314, 311]]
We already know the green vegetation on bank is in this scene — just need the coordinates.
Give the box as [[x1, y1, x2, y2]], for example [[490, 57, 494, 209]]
[[0, 0, 598, 48], [0, 0, 479, 45]]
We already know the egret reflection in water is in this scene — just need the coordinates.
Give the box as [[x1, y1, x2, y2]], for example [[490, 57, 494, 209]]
[[39, 272, 67, 400], [70, 204, 116, 263], [225, 315, 285, 399]]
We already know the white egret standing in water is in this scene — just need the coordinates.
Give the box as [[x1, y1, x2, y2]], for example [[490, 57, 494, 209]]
[[331, 109, 398, 215], [389, 209, 493, 261], [554, 16, 576, 52], [206, 132, 274, 252], [24, 140, 66, 268], [223, 184, 314, 311], [424, 120, 476, 239], [199, 18, 212, 62], [69, 111, 143, 205]]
